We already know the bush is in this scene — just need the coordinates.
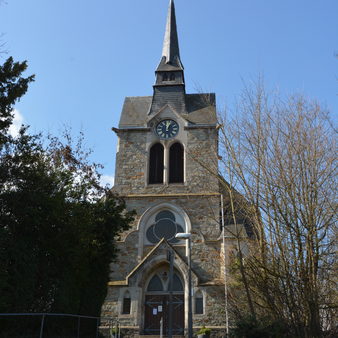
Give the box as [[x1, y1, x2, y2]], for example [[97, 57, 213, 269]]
[[230, 316, 288, 338], [197, 326, 211, 336]]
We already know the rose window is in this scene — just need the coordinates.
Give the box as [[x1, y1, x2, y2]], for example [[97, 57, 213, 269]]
[[146, 210, 184, 244]]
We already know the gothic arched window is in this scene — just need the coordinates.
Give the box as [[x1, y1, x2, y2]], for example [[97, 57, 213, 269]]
[[172, 273, 184, 291], [169, 142, 184, 183], [147, 275, 164, 292], [149, 143, 164, 184]]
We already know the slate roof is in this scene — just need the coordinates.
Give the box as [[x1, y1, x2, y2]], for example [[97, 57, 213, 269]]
[[118, 96, 152, 127], [118, 93, 217, 128]]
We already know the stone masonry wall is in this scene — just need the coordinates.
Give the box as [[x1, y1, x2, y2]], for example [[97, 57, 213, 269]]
[[109, 195, 222, 283], [101, 117, 227, 336], [114, 127, 219, 196]]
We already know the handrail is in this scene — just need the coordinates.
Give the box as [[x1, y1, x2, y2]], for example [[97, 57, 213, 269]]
[[0, 312, 99, 319], [0, 313, 100, 338]]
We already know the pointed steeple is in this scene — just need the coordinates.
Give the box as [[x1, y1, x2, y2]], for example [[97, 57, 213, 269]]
[[157, 0, 184, 71], [162, 0, 182, 67], [150, 0, 186, 115]]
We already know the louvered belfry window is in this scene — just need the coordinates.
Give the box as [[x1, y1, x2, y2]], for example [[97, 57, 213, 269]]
[[169, 142, 184, 183], [149, 143, 164, 184]]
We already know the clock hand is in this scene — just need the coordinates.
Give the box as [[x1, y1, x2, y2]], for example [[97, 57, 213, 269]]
[[166, 120, 170, 131]]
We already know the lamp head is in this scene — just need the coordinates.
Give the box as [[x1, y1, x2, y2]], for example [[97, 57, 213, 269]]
[[175, 232, 191, 240]]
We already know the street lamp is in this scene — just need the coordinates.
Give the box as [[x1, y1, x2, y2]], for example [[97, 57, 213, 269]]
[[175, 232, 193, 338]]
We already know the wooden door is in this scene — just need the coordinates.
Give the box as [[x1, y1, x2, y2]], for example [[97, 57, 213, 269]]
[[144, 295, 166, 335], [144, 294, 184, 335], [171, 294, 184, 335]]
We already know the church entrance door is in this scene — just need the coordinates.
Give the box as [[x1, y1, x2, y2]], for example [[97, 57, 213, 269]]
[[144, 294, 184, 335], [143, 271, 185, 335]]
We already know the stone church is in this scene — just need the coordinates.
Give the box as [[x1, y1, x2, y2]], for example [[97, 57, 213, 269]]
[[101, 1, 241, 336]]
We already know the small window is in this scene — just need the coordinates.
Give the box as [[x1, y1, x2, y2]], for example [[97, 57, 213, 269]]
[[147, 275, 164, 291], [122, 291, 131, 314], [163, 73, 168, 81], [149, 143, 164, 184], [195, 291, 204, 314], [170, 73, 176, 81]]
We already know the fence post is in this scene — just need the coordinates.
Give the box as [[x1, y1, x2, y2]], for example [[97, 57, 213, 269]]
[[96, 318, 99, 338], [160, 317, 163, 338], [77, 316, 80, 338], [39, 314, 45, 338]]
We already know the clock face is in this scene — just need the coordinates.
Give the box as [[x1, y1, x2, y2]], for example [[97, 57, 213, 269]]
[[156, 119, 179, 139]]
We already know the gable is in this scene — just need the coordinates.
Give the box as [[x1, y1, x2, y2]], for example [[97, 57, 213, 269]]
[[108, 239, 201, 286], [118, 93, 217, 128], [147, 104, 187, 126]]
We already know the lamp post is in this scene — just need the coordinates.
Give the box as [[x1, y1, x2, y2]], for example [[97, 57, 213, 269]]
[[221, 194, 229, 337], [175, 232, 193, 338]]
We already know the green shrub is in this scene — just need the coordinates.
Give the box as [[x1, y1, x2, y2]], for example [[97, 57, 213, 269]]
[[197, 326, 211, 336], [230, 316, 288, 338]]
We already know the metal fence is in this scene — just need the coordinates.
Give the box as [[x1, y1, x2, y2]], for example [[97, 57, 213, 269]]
[[0, 313, 100, 338]]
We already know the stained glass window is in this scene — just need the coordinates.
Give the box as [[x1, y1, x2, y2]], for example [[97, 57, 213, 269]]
[[146, 210, 184, 244]]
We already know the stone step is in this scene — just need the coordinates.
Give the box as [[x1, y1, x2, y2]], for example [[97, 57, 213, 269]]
[[139, 336, 185, 338]]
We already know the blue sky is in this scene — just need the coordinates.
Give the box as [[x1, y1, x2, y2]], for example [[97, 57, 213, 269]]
[[1, 0, 337, 185]]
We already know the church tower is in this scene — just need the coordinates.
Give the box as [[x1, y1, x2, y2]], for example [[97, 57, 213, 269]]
[[101, 1, 226, 336]]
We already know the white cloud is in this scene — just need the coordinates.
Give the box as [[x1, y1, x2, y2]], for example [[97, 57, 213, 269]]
[[100, 175, 115, 187], [8, 109, 24, 137]]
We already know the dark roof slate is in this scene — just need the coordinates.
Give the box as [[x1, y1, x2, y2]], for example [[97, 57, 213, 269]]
[[118, 93, 217, 127]]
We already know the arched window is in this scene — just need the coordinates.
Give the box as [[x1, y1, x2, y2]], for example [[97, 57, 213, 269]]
[[169, 142, 184, 183], [149, 143, 164, 184], [170, 73, 176, 81], [195, 291, 204, 314], [172, 273, 184, 292], [162, 73, 168, 81], [122, 291, 131, 314], [147, 275, 164, 291]]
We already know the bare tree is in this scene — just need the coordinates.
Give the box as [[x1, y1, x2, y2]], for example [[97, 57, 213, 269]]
[[0, 1, 8, 54], [208, 80, 337, 337]]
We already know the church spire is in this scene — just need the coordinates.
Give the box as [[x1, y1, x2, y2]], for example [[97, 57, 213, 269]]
[[157, 0, 183, 71], [162, 0, 181, 66], [150, 0, 186, 114]]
